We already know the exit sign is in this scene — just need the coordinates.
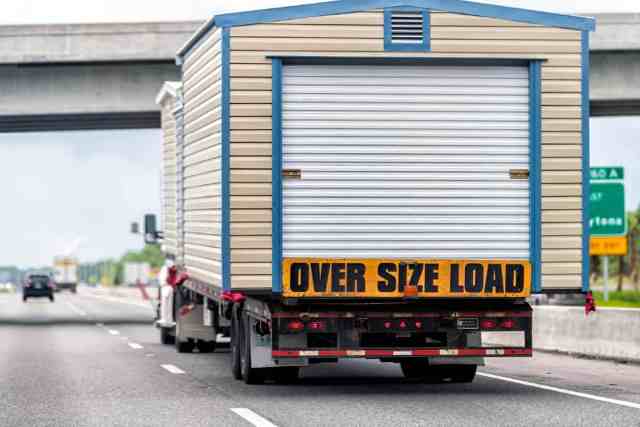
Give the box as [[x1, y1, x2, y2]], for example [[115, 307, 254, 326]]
[[590, 167, 624, 181]]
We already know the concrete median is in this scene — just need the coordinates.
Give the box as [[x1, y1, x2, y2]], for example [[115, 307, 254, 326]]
[[533, 306, 640, 363]]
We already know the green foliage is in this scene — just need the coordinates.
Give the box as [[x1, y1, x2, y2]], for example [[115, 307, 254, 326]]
[[592, 290, 640, 308], [120, 244, 164, 269]]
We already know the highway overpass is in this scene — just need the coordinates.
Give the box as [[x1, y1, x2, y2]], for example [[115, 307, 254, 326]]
[[0, 15, 638, 132]]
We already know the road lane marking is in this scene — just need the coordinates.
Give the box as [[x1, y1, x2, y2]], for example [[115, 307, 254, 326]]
[[108, 329, 120, 335], [80, 292, 154, 309], [66, 301, 87, 316], [128, 342, 143, 349], [161, 364, 185, 374], [478, 372, 640, 410], [96, 323, 104, 327], [230, 408, 278, 427]]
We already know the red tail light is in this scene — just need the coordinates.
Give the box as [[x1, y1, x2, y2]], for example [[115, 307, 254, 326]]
[[480, 319, 497, 330], [414, 320, 423, 329], [399, 320, 408, 329], [287, 320, 305, 332], [500, 319, 516, 329], [383, 321, 392, 329], [308, 321, 326, 331]]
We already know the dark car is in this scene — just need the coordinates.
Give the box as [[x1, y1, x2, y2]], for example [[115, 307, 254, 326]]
[[23, 274, 55, 302]]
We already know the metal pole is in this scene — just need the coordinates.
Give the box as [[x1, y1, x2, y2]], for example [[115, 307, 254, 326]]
[[603, 255, 609, 302]]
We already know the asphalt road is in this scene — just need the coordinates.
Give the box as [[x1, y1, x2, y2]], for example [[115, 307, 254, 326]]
[[1, 290, 640, 427]]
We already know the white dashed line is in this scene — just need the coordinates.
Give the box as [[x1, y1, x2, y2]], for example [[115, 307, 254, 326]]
[[230, 408, 279, 427], [66, 301, 87, 316], [108, 329, 120, 335], [161, 364, 185, 374], [128, 342, 143, 350], [478, 372, 640, 410]]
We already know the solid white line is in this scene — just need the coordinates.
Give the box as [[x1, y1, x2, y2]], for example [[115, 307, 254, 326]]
[[108, 329, 120, 335], [66, 301, 87, 316], [80, 292, 153, 309], [230, 408, 279, 427], [128, 342, 143, 349], [161, 364, 185, 375], [478, 372, 640, 410]]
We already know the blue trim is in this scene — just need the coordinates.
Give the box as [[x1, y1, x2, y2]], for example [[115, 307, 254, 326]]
[[529, 61, 543, 293], [384, 8, 431, 52], [581, 31, 591, 292], [214, 0, 594, 31], [271, 58, 284, 294], [176, 18, 217, 64], [221, 27, 231, 291], [270, 56, 537, 67]]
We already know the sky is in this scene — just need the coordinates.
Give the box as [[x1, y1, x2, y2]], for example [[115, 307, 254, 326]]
[[0, 0, 639, 25], [0, 130, 161, 267], [1, 0, 639, 267]]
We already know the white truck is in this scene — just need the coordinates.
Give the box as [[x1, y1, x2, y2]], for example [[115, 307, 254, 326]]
[[53, 256, 78, 293]]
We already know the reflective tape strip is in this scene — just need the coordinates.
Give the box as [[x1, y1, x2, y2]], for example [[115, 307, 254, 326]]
[[272, 348, 532, 358]]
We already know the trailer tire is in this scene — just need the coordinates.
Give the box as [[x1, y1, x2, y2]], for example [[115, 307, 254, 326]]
[[160, 327, 175, 345], [49, 294, 54, 302], [400, 359, 431, 381], [196, 340, 216, 353], [272, 367, 300, 384], [230, 306, 242, 380], [443, 365, 477, 383], [22, 296, 27, 302], [175, 337, 195, 353], [240, 312, 265, 385]]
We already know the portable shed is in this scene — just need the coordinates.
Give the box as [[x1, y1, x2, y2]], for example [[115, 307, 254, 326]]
[[156, 81, 182, 259], [175, 0, 595, 297]]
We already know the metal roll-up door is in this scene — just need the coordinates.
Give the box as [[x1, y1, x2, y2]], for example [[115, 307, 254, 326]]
[[282, 64, 530, 260]]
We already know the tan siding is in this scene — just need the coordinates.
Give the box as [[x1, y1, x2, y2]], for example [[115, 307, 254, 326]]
[[182, 27, 223, 288], [227, 10, 585, 291], [159, 95, 178, 256]]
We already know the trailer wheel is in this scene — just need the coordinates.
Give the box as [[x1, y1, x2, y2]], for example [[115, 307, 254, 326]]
[[49, 294, 55, 302], [240, 312, 265, 385], [400, 359, 430, 381], [160, 327, 175, 345], [196, 340, 216, 353], [272, 367, 300, 384], [230, 306, 242, 380], [175, 337, 195, 353], [442, 365, 477, 383], [22, 295, 27, 302]]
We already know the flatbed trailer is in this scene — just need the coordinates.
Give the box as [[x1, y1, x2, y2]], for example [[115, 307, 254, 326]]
[[156, 0, 594, 384]]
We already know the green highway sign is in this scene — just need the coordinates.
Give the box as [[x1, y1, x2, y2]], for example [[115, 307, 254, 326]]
[[589, 182, 626, 236], [590, 167, 624, 181]]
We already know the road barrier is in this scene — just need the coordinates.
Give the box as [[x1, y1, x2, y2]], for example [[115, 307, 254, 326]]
[[533, 306, 640, 363]]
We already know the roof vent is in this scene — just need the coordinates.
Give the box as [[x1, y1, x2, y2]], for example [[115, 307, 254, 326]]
[[390, 10, 424, 44]]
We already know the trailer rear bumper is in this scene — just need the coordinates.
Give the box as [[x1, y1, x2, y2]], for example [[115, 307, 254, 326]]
[[272, 348, 531, 358]]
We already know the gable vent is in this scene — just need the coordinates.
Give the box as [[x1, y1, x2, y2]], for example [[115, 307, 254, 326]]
[[391, 11, 424, 44]]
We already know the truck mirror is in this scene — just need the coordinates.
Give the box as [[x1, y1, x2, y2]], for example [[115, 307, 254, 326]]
[[130, 222, 139, 234]]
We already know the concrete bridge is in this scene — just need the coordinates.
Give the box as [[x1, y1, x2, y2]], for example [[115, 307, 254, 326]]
[[0, 14, 637, 132]]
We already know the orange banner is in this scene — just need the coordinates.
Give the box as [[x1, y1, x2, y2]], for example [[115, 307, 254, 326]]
[[282, 259, 531, 298]]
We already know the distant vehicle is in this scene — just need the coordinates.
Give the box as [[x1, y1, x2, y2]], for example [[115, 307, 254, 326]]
[[53, 256, 78, 293], [123, 262, 151, 287], [23, 274, 55, 302]]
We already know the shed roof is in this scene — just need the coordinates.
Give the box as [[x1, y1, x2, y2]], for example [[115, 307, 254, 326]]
[[178, 0, 595, 59]]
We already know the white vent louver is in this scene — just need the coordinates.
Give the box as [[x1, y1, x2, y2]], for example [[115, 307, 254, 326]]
[[391, 11, 424, 44]]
